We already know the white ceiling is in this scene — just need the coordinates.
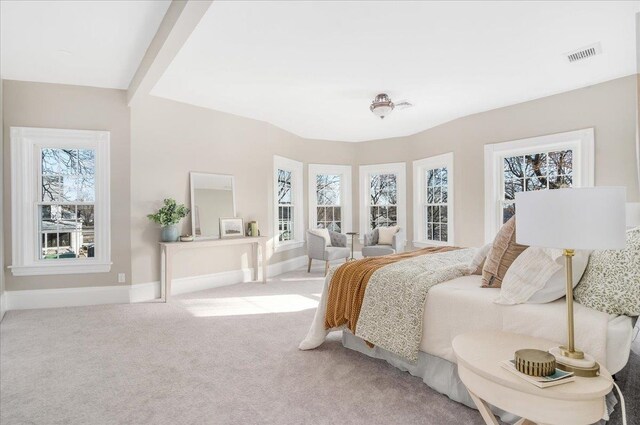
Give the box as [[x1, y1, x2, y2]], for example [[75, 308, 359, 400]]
[[0, 0, 170, 89], [152, 1, 640, 142]]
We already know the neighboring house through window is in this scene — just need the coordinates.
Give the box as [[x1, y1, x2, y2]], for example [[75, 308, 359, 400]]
[[413, 153, 454, 246], [308, 164, 352, 234], [273, 155, 304, 251], [359, 162, 406, 243], [484, 128, 594, 243], [10, 127, 111, 276]]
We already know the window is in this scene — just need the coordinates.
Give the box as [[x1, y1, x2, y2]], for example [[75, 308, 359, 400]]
[[277, 169, 294, 242], [10, 127, 111, 276], [359, 162, 406, 243], [308, 164, 352, 234], [273, 156, 304, 251], [501, 150, 573, 223], [484, 128, 594, 243], [413, 153, 454, 246]]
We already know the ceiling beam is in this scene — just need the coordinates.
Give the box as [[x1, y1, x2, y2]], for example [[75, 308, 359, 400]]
[[127, 0, 212, 106]]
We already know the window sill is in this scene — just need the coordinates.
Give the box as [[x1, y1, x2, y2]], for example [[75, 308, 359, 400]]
[[413, 240, 453, 248], [274, 240, 305, 253], [9, 262, 112, 276]]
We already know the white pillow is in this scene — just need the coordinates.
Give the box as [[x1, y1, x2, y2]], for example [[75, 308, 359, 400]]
[[309, 228, 331, 246], [495, 247, 591, 305], [468, 243, 492, 275], [377, 226, 399, 245]]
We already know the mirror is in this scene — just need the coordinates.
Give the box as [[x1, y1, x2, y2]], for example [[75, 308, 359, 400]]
[[190, 172, 236, 239]]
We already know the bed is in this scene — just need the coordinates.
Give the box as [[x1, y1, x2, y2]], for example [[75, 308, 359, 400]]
[[300, 249, 636, 424]]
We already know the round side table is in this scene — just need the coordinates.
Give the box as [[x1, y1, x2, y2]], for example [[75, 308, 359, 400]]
[[346, 232, 358, 261], [452, 331, 613, 425]]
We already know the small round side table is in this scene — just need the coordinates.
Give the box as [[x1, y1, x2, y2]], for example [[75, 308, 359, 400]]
[[346, 232, 358, 261], [452, 331, 613, 425]]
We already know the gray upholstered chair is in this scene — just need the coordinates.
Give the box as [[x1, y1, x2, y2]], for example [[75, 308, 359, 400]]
[[362, 228, 405, 257], [306, 230, 350, 275]]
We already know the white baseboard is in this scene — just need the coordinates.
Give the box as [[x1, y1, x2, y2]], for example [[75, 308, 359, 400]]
[[5, 256, 309, 310], [6, 285, 130, 310]]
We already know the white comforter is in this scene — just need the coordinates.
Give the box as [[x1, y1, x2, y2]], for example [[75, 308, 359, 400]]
[[301, 273, 634, 374]]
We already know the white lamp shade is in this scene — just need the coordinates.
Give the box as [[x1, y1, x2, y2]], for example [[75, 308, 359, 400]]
[[515, 187, 626, 250], [627, 202, 640, 228]]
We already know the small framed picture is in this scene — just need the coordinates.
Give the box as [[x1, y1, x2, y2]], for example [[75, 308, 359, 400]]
[[219, 217, 245, 239]]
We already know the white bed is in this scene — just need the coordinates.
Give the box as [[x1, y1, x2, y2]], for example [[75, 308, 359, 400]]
[[419, 275, 634, 375], [302, 261, 635, 424]]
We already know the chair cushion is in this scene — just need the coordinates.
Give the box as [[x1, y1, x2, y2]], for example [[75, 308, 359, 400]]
[[377, 226, 399, 245], [309, 228, 331, 246], [324, 246, 350, 261], [481, 217, 528, 288], [362, 245, 396, 257]]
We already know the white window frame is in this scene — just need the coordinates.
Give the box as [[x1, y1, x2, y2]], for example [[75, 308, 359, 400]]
[[359, 162, 406, 244], [413, 153, 454, 247], [10, 127, 111, 276], [308, 164, 352, 234], [484, 128, 594, 243], [273, 155, 304, 252]]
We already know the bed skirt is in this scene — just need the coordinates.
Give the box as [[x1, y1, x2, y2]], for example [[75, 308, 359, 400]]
[[341, 331, 617, 424]]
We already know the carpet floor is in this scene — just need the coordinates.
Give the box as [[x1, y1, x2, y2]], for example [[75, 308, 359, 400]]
[[1, 268, 637, 425]]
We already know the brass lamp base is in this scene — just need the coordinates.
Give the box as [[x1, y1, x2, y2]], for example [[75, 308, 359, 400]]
[[549, 346, 600, 377]]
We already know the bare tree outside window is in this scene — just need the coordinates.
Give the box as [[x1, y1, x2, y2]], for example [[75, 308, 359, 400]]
[[277, 169, 294, 242], [425, 167, 448, 242], [316, 174, 341, 232], [369, 173, 398, 229], [502, 149, 573, 222], [39, 148, 96, 259]]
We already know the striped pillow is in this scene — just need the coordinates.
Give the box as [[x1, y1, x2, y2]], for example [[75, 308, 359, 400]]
[[482, 217, 528, 288]]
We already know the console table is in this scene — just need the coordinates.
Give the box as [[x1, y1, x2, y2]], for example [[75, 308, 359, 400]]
[[159, 236, 268, 302]]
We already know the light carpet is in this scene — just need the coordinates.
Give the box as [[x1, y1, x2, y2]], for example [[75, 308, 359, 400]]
[[1, 268, 487, 425]]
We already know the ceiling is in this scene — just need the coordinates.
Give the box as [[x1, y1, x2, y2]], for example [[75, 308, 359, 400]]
[[0, 0, 170, 89], [152, 1, 640, 142]]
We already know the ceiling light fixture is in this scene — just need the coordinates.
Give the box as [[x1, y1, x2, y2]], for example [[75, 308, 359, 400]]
[[370, 93, 394, 119]]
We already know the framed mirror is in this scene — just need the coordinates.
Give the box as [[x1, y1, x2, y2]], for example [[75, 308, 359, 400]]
[[190, 172, 236, 239]]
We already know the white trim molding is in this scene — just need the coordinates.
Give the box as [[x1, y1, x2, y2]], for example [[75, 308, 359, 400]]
[[10, 127, 111, 276], [5, 256, 309, 310], [358, 162, 407, 243], [307, 163, 353, 233], [483, 128, 595, 243], [273, 155, 305, 252], [413, 152, 455, 247]]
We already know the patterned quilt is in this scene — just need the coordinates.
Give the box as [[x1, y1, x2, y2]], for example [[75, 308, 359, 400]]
[[355, 249, 475, 362]]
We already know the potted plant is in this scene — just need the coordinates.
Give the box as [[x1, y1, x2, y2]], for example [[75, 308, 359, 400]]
[[147, 198, 190, 242]]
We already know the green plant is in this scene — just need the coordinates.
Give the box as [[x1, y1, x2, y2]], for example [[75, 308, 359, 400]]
[[147, 198, 190, 227]]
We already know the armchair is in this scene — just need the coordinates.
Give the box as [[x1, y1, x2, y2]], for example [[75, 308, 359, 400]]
[[307, 230, 350, 275], [362, 227, 405, 257]]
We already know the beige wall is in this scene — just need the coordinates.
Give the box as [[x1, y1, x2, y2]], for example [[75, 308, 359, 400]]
[[130, 95, 355, 284], [2, 80, 132, 291], [2, 75, 637, 291], [352, 75, 639, 249]]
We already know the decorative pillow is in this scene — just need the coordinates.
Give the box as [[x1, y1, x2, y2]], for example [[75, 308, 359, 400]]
[[469, 243, 492, 275], [377, 226, 399, 245], [481, 217, 528, 288], [573, 227, 640, 316], [309, 228, 331, 246], [495, 248, 591, 305]]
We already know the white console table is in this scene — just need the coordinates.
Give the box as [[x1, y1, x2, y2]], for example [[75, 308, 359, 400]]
[[159, 236, 268, 302]]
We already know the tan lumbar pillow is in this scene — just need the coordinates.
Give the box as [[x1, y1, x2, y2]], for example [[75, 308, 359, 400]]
[[482, 217, 528, 288], [309, 228, 331, 246], [377, 226, 399, 245]]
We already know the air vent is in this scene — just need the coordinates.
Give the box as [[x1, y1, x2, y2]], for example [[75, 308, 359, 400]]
[[566, 43, 602, 63]]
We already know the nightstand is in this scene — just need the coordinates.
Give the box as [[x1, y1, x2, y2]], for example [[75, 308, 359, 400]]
[[452, 331, 613, 425]]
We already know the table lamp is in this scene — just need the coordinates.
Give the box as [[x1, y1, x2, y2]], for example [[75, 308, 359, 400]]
[[515, 187, 626, 377]]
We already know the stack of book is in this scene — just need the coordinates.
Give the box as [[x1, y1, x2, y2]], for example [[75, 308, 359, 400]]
[[500, 359, 575, 388]]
